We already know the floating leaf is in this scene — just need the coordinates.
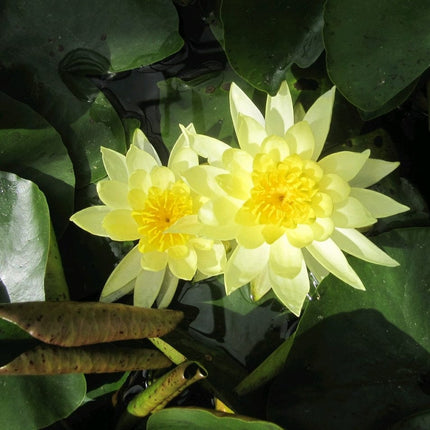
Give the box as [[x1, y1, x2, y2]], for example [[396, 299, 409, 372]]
[[147, 407, 284, 430], [0, 301, 183, 347], [0, 344, 172, 375], [267, 227, 430, 429], [221, 0, 324, 95], [324, 0, 430, 112], [0, 173, 50, 302], [0, 374, 86, 430]]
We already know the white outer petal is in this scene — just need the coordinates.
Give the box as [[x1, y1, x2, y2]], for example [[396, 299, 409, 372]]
[[306, 238, 365, 290], [132, 128, 162, 165], [350, 158, 399, 188], [134, 268, 166, 308], [156, 268, 179, 308], [265, 81, 294, 136], [101, 147, 128, 183]]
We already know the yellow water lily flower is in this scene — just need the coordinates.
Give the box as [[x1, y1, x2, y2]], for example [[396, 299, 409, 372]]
[[181, 81, 409, 316], [70, 127, 226, 308]]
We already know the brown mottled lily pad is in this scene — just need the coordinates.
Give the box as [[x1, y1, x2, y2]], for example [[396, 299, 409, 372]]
[[0, 301, 183, 347]]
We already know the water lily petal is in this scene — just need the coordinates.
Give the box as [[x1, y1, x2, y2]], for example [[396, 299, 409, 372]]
[[332, 227, 399, 267], [101, 147, 128, 183], [140, 249, 168, 272], [134, 267, 166, 308], [195, 242, 226, 276], [128, 188, 147, 211], [311, 217, 335, 241], [97, 180, 130, 209], [262, 225, 286, 244], [285, 224, 315, 248], [156, 268, 179, 308], [332, 197, 377, 228], [216, 172, 252, 200], [318, 150, 370, 181], [230, 82, 265, 136], [350, 158, 399, 188], [237, 225, 265, 248], [224, 243, 270, 294], [100, 245, 141, 302], [350, 188, 409, 218], [261, 135, 290, 161], [270, 259, 309, 317], [199, 196, 239, 227], [126, 144, 159, 174], [304, 86, 336, 161], [265, 80, 294, 136], [168, 246, 197, 280], [184, 129, 230, 165], [250, 266, 272, 301], [166, 215, 203, 235], [132, 129, 161, 165], [302, 249, 329, 283], [150, 166, 176, 189], [318, 173, 350, 203], [286, 121, 315, 159], [70, 206, 110, 236], [269, 235, 303, 278], [222, 147, 254, 172], [128, 170, 151, 193], [306, 238, 365, 290], [102, 209, 139, 241], [183, 165, 227, 198], [168, 146, 199, 176], [237, 114, 268, 155]]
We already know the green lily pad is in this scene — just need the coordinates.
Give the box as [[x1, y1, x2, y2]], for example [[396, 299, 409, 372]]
[[221, 0, 324, 95], [147, 407, 284, 430], [0, 0, 183, 186], [0, 173, 50, 302], [0, 374, 86, 430], [0, 91, 74, 235], [267, 227, 430, 429], [324, 0, 430, 112]]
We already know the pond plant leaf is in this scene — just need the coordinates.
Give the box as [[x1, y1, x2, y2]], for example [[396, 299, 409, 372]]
[[0, 301, 184, 347], [0, 344, 172, 375], [221, 0, 324, 95], [324, 0, 430, 112], [147, 407, 284, 430], [0, 374, 86, 430], [267, 227, 430, 430], [0, 172, 50, 302]]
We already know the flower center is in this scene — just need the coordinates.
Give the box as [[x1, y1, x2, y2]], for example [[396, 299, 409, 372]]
[[241, 154, 322, 228], [132, 182, 194, 252]]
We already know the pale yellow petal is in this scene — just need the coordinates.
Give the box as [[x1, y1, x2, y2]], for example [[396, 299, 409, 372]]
[[182, 165, 227, 199], [150, 166, 176, 189], [350, 158, 399, 188], [318, 150, 370, 181], [97, 180, 130, 209], [350, 188, 409, 218], [128, 188, 147, 211], [222, 147, 254, 172], [265, 80, 294, 136], [195, 242, 226, 276], [216, 172, 252, 200], [156, 268, 179, 308], [134, 267, 165, 308], [100, 245, 141, 301], [306, 238, 365, 290], [311, 217, 335, 241], [318, 173, 350, 203], [262, 225, 286, 244], [168, 246, 197, 280], [286, 121, 315, 159], [132, 129, 161, 165], [269, 235, 303, 278], [302, 249, 329, 283], [332, 227, 399, 267], [101, 147, 128, 183], [126, 144, 159, 174], [168, 146, 199, 176], [285, 224, 315, 248], [237, 225, 265, 248], [102, 209, 139, 240], [70, 206, 110, 236], [270, 259, 309, 317], [140, 250, 168, 272], [250, 267, 272, 301], [332, 196, 377, 228], [230, 82, 265, 137], [184, 128, 230, 164], [129, 170, 151, 192], [304, 86, 336, 161], [199, 196, 240, 227], [224, 243, 270, 294], [166, 215, 203, 235], [261, 135, 290, 161], [237, 114, 268, 155]]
